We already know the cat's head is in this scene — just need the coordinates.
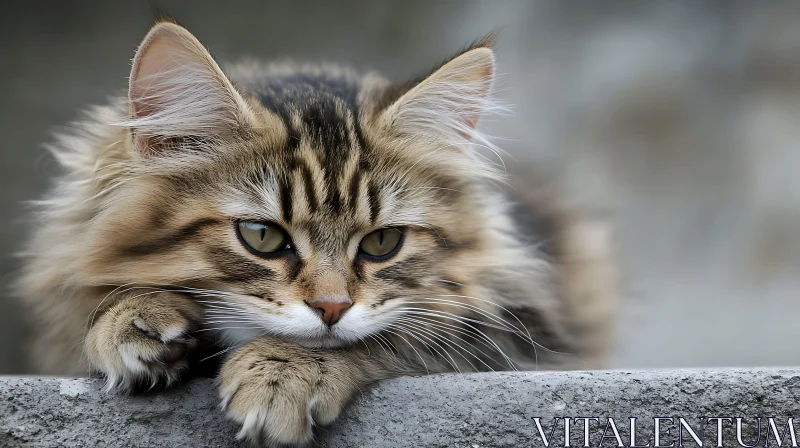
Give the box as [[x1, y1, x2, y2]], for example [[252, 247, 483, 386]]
[[80, 22, 511, 348]]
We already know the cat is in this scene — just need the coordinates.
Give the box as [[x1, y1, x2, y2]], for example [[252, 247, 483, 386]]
[[15, 20, 618, 446]]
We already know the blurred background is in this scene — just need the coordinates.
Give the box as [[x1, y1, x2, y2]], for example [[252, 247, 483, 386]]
[[2, 1, 800, 374]]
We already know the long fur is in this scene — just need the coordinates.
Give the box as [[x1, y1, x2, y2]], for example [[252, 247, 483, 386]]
[[15, 22, 618, 445]]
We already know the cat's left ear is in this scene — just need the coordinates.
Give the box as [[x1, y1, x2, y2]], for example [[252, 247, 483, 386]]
[[127, 22, 256, 155], [379, 41, 497, 148]]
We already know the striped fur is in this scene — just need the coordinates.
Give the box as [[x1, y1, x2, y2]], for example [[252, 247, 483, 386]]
[[15, 22, 618, 446]]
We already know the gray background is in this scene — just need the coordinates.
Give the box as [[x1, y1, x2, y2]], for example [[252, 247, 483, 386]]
[[2, 1, 800, 373]]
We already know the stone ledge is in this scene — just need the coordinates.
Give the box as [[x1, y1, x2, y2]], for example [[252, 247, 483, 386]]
[[2, 369, 799, 447]]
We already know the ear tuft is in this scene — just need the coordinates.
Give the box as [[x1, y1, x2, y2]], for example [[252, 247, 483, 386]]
[[125, 23, 255, 154], [380, 45, 504, 154]]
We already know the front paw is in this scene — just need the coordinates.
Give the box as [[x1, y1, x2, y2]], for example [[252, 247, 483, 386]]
[[85, 292, 201, 391], [218, 338, 361, 447]]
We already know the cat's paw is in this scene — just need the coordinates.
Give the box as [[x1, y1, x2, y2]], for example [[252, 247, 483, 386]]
[[85, 292, 201, 392], [218, 338, 360, 447]]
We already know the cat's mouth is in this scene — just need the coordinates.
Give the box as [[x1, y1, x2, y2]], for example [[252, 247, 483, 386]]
[[215, 324, 356, 349], [211, 301, 386, 350], [290, 311, 373, 349]]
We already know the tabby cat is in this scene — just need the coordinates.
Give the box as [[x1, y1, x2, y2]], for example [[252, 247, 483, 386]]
[[16, 21, 618, 446]]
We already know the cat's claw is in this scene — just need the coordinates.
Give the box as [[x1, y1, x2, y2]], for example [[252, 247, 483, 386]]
[[85, 293, 201, 392]]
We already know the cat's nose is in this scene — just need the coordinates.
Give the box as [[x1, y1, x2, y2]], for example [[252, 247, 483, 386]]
[[306, 297, 352, 326]]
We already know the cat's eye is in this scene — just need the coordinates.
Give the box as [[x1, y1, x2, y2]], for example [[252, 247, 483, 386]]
[[359, 228, 404, 260], [237, 221, 292, 256]]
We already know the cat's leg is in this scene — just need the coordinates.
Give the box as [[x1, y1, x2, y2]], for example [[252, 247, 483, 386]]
[[217, 336, 391, 446], [85, 291, 202, 391]]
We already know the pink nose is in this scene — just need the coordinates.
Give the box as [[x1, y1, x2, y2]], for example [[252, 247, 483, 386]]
[[307, 299, 352, 326]]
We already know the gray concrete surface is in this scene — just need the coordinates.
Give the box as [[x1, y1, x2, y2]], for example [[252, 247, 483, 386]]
[[2, 369, 799, 447]]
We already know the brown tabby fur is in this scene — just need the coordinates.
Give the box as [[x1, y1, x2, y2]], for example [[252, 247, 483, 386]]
[[15, 21, 618, 446]]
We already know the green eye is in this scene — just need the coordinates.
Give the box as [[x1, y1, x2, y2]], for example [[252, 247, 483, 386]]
[[359, 228, 403, 259], [237, 221, 291, 255]]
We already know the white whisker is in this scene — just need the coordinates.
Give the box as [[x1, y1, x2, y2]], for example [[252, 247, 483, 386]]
[[388, 323, 461, 374]]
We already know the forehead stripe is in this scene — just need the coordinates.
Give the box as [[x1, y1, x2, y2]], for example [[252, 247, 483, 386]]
[[279, 174, 293, 223], [326, 184, 343, 214], [288, 157, 319, 213], [367, 181, 381, 224], [348, 168, 362, 213]]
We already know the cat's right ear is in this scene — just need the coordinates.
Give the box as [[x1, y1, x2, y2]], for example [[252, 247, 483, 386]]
[[127, 22, 256, 155]]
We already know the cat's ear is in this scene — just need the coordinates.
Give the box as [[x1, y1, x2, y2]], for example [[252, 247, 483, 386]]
[[127, 22, 256, 155], [379, 42, 498, 148]]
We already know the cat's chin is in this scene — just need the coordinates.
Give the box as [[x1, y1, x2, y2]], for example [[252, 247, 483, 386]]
[[282, 327, 364, 349], [290, 336, 352, 349], [219, 326, 357, 350]]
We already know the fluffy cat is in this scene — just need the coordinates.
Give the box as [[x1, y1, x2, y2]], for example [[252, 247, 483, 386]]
[[16, 21, 618, 446]]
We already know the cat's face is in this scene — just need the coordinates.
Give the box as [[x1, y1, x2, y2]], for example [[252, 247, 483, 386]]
[[80, 23, 502, 348]]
